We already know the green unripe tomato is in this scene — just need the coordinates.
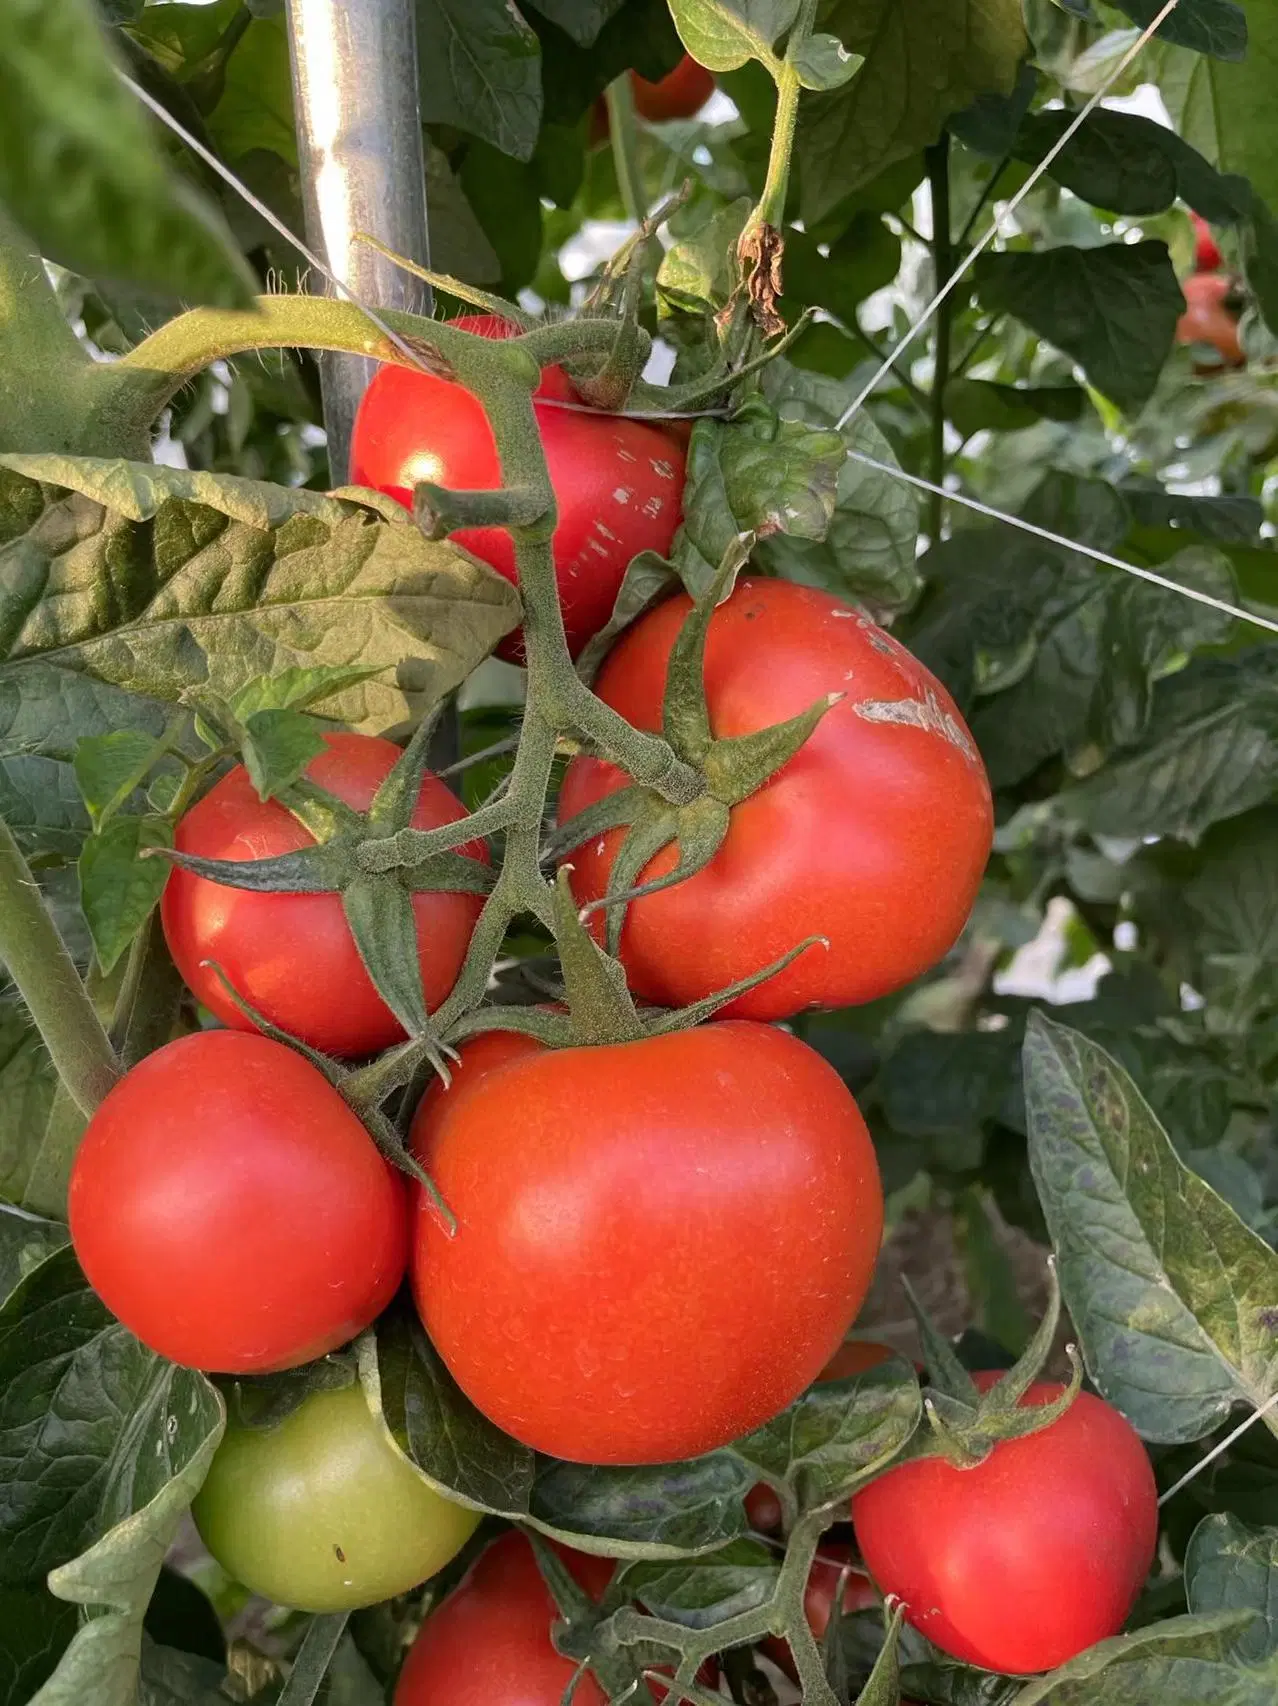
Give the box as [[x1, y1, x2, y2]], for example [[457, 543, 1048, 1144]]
[[192, 1383, 479, 1612]]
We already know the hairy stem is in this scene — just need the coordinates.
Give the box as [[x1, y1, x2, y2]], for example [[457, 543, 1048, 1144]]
[[605, 75, 646, 225], [926, 137, 954, 547], [752, 0, 819, 233], [0, 815, 119, 1117]]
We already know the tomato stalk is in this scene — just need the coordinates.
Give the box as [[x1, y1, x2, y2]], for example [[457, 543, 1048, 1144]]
[[0, 813, 120, 1121], [926, 136, 954, 547], [604, 73, 645, 225]]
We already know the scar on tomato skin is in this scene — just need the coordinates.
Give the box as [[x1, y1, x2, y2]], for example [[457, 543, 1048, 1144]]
[[334, 1545, 347, 1562], [612, 488, 632, 503], [854, 689, 980, 762]]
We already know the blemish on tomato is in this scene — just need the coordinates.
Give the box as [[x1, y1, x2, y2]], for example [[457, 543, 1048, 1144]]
[[612, 488, 632, 504], [854, 690, 979, 763]]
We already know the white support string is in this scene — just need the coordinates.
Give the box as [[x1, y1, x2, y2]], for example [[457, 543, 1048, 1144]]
[[1157, 1389, 1278, 1508], [845, 448, 1278, 635], [118, 72, 439, 380], [834, 0, 1184, 430]]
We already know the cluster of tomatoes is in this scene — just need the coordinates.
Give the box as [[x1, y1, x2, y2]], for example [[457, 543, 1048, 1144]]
[[62, 300, 1161, 1697], [1175, 212, 1245, 369]]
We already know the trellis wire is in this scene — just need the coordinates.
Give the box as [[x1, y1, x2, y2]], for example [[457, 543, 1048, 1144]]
[[846, 449, 1278, 636], [1157, 1388, 1278, 1508], [834, 0, 1184, 430]]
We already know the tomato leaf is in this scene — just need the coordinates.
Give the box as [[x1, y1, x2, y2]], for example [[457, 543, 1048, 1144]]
[[521, 0, 626, 48], [1008, 1610, 1264, 1705], [0, 1247, 224, 1706], [973, 241, 1184, 415], [1186, 1514, 1278, 1665], [732, 1357, 922, 1516], [1111, 0, 1246, 61], [945, 381, 1088, 440], [78, 815, 172, 976], [416, 0, 543, 162], [620, 1540, 780, 1628], [229, 665, 389, 722], [797, 0, 1026, 223], [0, 0, 254, 308], [531, 1455, 753, 1555], [1024, 1013, 1278, 1446], [0, 1008, 62, 1211], [667, 0, 800, 73], [240, 709, 329, 804], [73, 730, 178, 834], [0, 1205, 68, 1312]]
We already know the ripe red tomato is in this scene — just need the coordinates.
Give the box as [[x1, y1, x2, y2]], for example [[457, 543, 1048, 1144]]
[[410, 1021, 883, 1463], [851, 1373, 1158, 1674], [762, 1546, 879, 1680], [1191, 211, 1222, 272], [558, 578, 993, 1021], [161, 732, 485, 1058], [631, 55, 716, 122], [395, 1529, 707, 1705], [746, 1340, 897, 1532], [350, 315, 686, 661], [1176, 273, 1244, 368], [68, 1030, 408, 1373]]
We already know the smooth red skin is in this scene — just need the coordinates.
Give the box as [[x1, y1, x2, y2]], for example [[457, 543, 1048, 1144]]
[[1176, 273, 1244, 367], [395, 1531, 706, 1706], [559, 578, 993, 1021], [746, 1340, 896, 1532], [631, 55, 716, 121], [851, 1374, 1159, 1675], [1191, 212, 1223, 272], [410, 1022, 883, 1464], [350, 316, 685, 662], [68, 1031, 408, 1374], [162, 732, 485, 1058], [762, 1551, 878, 1681]]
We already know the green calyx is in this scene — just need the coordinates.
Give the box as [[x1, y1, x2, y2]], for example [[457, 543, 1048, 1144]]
[[156, 709, 493, 1050], [901, 1259, 1084, 1471], [551, 544, 839, 957]]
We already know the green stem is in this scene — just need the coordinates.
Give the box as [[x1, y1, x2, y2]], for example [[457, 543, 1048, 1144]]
[[847, 319, 930, 417], [605, 75, 646, 225], [953, 313, 1001, 377], [957, 152, 1012, 250], [752, 0, 818, 234], [0, 814, 119, 1117], [0, 208, 102, 456], [926, 137, 954, 547]]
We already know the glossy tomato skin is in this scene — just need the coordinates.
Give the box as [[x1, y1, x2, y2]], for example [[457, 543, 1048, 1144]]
[[350, 316, 685, 661], [1191, 212, 1223, 272], [410, 1021, 883, 1464], [161, 732, 484, 1058], [68, 1031, 408, 1373], [746, 1340, 897, 1532], [559, 578, 993, 1021], [1176, 273, 1244, 367], [193, 1383, 479, 1612], [851, 1374, 1158, 1674], [631, 55, 716, 121]]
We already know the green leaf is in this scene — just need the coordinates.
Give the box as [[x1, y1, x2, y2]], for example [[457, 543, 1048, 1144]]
[[667, 0, 798, 72], [135, 1640, 240, 1706], [1113, 0, 1246, 62], [575, 550, 679, 686], [797, 0, 1027, 223], [1010, 1611, 1267, 1705], [973, 240, 1183, 414], [0, 0, 254, 306], [0, 1205, 68, 1310], [1162, 8, 1278, 213], [783, 217, 903, 326], [530, 1454, 754, 1555], [77, 815, 172, 975], [1186, 1514, 1278, 1664], [0, 1585, 76, 1706], [229, 665, 388, 721], [522, 0, 626, 47], [425, 145, 502, 285], [240, 709, 328, 802], [792, 33, 862, 92], [341, 875, 432, 1039], [417, 0, 543, 162], [0, 1006, 61, 1207], [1024, 1013, 1278, 1445], [0, 457, 521, 759], [732, 1356, 922, 1515], [1014, 108, 1251, 223], [1062, 654, 1278, 839], [621, 1540, 780, 1628], [73, 730, 172, 832], [756, 361, 921, 609], [658, 198, 752, 313], [946, 380, 1088, 439]]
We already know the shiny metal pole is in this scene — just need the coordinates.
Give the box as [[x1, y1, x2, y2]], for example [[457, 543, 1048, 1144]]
[[285, 0, 430, 483]]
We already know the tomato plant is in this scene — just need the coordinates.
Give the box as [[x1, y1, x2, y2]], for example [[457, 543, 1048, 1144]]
[[162, 732, 486, 1057], [192, 1382, 479, 1613], [560, 578, 993, 1020], [410, 1020, 882, 1463], [351, 316, 686, 661], [851, 1373, 1160, 1674], [68, 1030, 409, 1373], [1, 0, 1277, 1703]]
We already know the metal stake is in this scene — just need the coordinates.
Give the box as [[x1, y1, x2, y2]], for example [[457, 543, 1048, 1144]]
[[285, 0, 431, 481]]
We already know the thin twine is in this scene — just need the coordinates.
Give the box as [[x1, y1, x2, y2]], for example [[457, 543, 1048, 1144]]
[[834, 0, 1184, 429], [1158, 1388, 1278, 1507]]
